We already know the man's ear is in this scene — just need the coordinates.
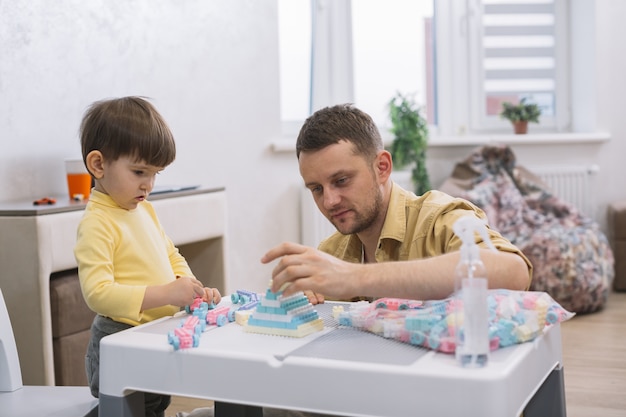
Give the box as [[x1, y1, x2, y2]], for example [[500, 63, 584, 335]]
[[375, 150, 393, 182], [86, 151, 104, 179]]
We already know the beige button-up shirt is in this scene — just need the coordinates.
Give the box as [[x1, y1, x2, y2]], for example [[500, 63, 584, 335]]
[[318, 184, 533, 298]]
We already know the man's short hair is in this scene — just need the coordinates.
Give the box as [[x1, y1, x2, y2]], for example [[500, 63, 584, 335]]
[[296, 103, 383, 162]]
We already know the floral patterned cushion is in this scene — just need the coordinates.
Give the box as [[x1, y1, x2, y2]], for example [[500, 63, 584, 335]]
[[440, 144, 614, 313]]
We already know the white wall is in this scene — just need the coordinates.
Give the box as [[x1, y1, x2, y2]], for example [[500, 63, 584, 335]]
[[0, 0, 301, 293], [1, 1, 625, 294]]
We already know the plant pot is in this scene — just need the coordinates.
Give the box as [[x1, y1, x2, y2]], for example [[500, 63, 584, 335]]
[[512, 120, 528, 134]]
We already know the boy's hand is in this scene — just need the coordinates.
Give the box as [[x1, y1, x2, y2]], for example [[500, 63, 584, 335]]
[[142, 277, 223, 311], [200, 287, 221, 305], [168, 276, 207, 307], [142, 276, 207, 311]]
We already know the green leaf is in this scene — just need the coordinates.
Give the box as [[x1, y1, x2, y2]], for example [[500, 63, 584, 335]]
[[387, 92, 431, 195], [499, 97, 542, 123]]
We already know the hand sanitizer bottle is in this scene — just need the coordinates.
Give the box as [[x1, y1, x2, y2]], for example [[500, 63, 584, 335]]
[[453, 216, 496, 368]]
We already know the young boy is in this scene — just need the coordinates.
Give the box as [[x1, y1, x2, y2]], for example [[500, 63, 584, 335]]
[[74, 96, 221, 417]]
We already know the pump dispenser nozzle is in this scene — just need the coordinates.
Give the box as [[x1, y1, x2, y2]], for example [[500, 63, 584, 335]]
[[453, 216, 497, 254]]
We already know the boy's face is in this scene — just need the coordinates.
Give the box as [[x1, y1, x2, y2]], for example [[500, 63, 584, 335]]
[[96, 155, 164, 210], [299, 140, 384, 236]]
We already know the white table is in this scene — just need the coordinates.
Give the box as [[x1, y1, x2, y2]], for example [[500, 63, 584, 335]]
[[0, 187, 228, 385], [99, 302, 566, 417]]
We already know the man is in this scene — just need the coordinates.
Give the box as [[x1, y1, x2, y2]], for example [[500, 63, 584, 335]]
[[263, 104, 532, 303]]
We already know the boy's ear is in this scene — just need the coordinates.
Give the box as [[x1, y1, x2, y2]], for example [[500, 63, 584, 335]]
[[86, 151, 105, 179]]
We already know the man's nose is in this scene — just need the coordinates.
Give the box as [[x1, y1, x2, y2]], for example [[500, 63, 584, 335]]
[[323, 188, 341, 209]]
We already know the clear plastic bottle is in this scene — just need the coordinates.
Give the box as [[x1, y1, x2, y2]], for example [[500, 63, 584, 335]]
[[452, 216, 496, 368]]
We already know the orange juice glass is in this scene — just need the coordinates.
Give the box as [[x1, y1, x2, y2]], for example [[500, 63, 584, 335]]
[[65, 159, 92, 200]]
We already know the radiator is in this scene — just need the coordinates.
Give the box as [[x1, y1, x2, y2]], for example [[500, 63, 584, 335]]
[[300, 165, 599, 247], [529, 164, 599, 218]]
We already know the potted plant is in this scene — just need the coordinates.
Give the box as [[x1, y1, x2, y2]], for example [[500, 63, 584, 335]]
[[499, 97, 541, 134], [387, 92, 431, 195]]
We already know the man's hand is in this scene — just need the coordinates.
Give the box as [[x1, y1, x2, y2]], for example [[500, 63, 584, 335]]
[[303, 290, 325, 305], [261, 242, 358, 301]]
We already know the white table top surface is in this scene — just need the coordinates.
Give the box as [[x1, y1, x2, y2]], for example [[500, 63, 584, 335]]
[[100, 301, 563, 417]]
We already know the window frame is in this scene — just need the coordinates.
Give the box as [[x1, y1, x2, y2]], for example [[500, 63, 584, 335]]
[[466, 0, 570, 133], [277, 0, 594, 144]]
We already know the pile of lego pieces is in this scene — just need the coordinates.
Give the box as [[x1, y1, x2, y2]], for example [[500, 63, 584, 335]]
[[168, 312, 206, 350], [334, 290, 574, 353], [168, 289, 261, 350]]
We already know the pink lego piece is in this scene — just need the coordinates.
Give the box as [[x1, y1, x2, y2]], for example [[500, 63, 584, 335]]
[[438, 337, 456, 353], [206, 305, 232, 327], [168, 326, 200, 350], [168, 311, 206, 350], [181, 314, 205, 334], [522, 292, 539, 309], [185, 296, 209, 314]]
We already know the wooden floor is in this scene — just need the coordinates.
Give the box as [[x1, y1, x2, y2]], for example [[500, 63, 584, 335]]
[[560, 290, 626, 417], [166, 291, 626, 417]]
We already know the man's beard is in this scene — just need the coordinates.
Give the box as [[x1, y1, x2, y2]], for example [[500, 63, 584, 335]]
[[332, 187, 383, 235]]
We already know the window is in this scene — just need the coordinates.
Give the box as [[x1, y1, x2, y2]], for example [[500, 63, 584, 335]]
[[278, 0, 312, 134], [278, 0, 434, 135], [351, 1, 434, 128], [466, 0, 567, 131], [278, 0, 572, 138]]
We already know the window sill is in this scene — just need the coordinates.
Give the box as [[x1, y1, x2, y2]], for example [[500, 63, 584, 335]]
[[428, 131, 611, 147], [270, 131, 611, 153]]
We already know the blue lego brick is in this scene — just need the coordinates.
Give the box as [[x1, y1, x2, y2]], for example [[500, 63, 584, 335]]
[[256, 305, 287, 315]]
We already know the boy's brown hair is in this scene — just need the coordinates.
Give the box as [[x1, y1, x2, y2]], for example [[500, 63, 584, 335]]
[[80, 96, 176, 169]]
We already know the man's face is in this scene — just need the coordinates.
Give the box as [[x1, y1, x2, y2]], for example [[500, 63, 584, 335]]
[[299, 141, 383, 235]]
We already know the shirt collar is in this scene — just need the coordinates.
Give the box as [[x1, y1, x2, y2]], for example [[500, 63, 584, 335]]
[[379, 182, 408, 244]]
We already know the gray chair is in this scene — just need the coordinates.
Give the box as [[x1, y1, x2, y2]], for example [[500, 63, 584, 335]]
[[0, 288, 98, 416]]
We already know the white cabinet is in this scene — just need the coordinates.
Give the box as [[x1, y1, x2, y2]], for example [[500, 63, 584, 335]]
[[0, 187, 228, 385]]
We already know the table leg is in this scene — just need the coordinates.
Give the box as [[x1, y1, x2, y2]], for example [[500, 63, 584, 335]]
[[215, 401, 263, 417], [524, 365, 566, 417], [99, 391, 145, 417]]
